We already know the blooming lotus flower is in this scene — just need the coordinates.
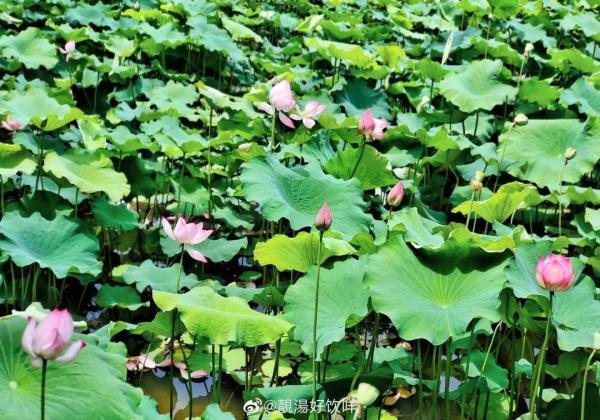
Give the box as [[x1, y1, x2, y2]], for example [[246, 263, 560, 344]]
[[387, 181, 404, 207], [1, 118, 22, 131], [255, 80, 298, 128], [59, 40, 76, 61], [21, 308, 85, 367], [315, 202, 332, 231], [290, 100, 326, 129], [161, 217, 213, 262], [358, 109, 387, 140], [536, 254, 575, 292]]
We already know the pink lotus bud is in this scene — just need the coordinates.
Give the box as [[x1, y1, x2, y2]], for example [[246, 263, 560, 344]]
[[315, 202, 332, 231], [535, 254, 575, 292], [21, 308, 85, 366], [387, 182, 404, 207], [2, 119, 22, 131], [359, 110, 376, 132], [269, 80, 296, 112]]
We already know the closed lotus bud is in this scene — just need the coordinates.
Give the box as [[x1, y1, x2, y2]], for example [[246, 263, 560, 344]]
[[594, 331, 600, 350], [387, 181, 404, 207], [564, 147, 576, 160], [315, 202, 332, 231], [350, 383, 380, 407], [513, 114, 528, 126], [416, 96, 430, 113], [524, 43, 534, 56], [535, 254, 576, 292]]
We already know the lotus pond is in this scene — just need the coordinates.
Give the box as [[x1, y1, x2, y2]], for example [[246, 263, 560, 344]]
[[1, 0, 600, 419]]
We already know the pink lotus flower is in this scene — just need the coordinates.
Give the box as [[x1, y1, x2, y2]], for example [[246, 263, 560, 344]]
[[161, 217, 213, 262], [255, 80, 298, 128], [315, 202, 332, 231], [358, 109, 387, 140], [1, 118, 22, 132], [290, 101, 326, 129], [536, 254, 576, 292], [59, 40, 76, 61], [387, 181, 404, 207], [21, 309, 85, 367]]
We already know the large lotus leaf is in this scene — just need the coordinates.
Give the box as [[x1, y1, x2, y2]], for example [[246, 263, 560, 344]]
[[97, 285, 147, 311], [221, 16, 262, 42], [284, 259, 369, 360], [553, 277, 600, 352], [0, 88, 81, 130], [335, 79, 391, 120], [240, 157, 372, 239], [560, 78, 600, 117], [0, 28, 58, 69], [161, 235, 247, 263], [254, 232, 354, 273], [187, 16, 244, 61], [389, 208, 444, 249], [548, 48, 600, 74], [0, 317, 146, 419], [147, 81, 199, 118], [0, 143, 36, 178], [504, 241, 553, 299], [122, 260, 199, 293], [498, 119, 600, 188], [0, 212, 101, 278], [323, 144, 397, 190], [452, 182, 541, 223], [518, 77, 561, 107], [153, 287, 292, 346], [43, 151, 130, 202], [304, 37, 375, 69], [439, 59, 517, 112], [365, 236, 505, 345], [91, 198, 138, 231]]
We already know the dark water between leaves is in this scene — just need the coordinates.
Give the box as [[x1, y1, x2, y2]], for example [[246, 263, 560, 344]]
[[138, 369, 245, 419]]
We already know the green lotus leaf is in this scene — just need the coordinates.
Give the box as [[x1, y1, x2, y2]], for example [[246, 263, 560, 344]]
[[221, 16, 262, 42], [284, 259, 369, 360], [365, 236, 505, 345], [553, 277, 600, 352], [548, 48, 600, 74], [498, 119, 600, 188], [452, 182, 541, 223], [153, 287, 292, 346], [389, 207, 444, 249], [202, 403, 236, 420], [91, 198, 138, 231], [240, 156, 372, 239], [0, 28, 58, 69], [188, 16, 245, 61], [147, 81, 199, 117], [0, 143, 37, 178], [0, 212, 101, 278], [560, 12, 600, 39], [122, 260, 199, 293], [335, 78, 391, 120], [462, 350, 509, 392], [304, 37, 375, 69], [0, 317, 148, 419], [560, 78, 600, 117], [43, 151, 130, 202], [0, 88, 80, 130], [97, 284, 147, 311], [323, 144, 397, 190], [254, 232, 329, 273], [518, 77, 561, 107], [439, 59, 517, 112]]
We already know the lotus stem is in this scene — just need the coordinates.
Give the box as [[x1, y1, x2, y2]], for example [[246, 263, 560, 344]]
[[580, 348, 597, 420], [350, 137, 366, 179], [311, 231, 324, 406], [530, 292, 553, 418], [445, 339, 452, 420], [169, 246, 185, 419], [366, 313, 380, 372], [493, 123, 514, 193], [417, 341, 424, 420], [558, 159, 567, 237], [178, 339, 193, 419], [41, 359, 47, 420], [469, 322, 501, 417], [269, 338, 281, 387], [269, 111, 276, 151]]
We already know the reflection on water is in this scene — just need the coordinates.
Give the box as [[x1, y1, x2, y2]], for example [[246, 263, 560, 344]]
[[138, 369, 246, 419]]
